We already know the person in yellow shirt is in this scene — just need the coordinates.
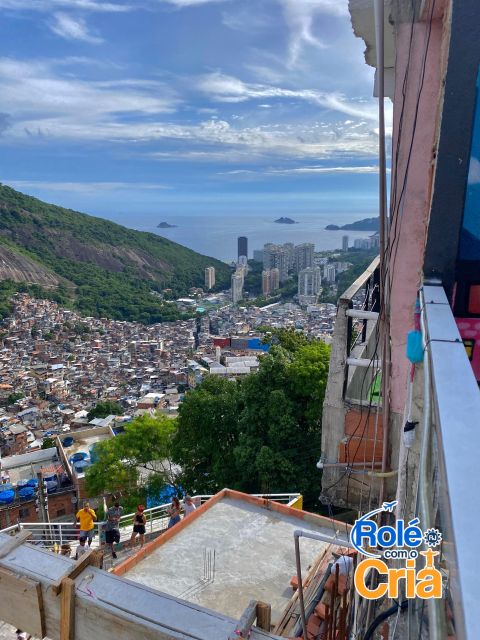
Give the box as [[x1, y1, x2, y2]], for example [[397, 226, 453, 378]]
[[76, 502, 97, 547]]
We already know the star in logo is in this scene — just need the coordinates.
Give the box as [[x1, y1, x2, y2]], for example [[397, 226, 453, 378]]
[[423, 528, 442, 548]]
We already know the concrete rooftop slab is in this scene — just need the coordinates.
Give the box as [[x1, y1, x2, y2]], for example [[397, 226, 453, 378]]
[[122, 494, 340, 622]]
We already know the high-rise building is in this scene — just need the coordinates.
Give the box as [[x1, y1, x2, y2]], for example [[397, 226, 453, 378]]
[[262, 270, 271, 296], [231, 273, 244, 303], [204, 266, 215, 290], [253, 249, 264, 262], [294, 243, 314, 273], [270, 267, 280, 291], [342, 235, 349, 252], [298, 267, 322, 295], [237, 236, 248, 260], [263, 244, 290, 282], [324, 264, 336, 283]]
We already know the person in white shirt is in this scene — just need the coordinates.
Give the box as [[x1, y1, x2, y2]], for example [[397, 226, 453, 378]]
[[183, 495, 196, 517]]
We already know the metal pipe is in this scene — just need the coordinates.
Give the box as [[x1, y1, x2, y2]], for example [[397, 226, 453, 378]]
[[345, 310, 379, 320], [346, 357, 381, 368], [293, 529, 355, 640]]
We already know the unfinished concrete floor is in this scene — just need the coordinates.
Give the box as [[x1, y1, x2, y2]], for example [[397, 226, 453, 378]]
[[124, 497, 333, 622]]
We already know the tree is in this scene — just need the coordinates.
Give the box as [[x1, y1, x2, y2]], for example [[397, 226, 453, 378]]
[[171, 376, 240, 494], [172, 341, 330, 506], [87, 401, 123, 420], [42, 437, 55, 450], [85, 414, 177, 505], [6, 392, 24, 406]]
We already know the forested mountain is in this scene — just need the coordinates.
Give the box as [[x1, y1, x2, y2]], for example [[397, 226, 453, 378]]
[[0, 184, 230, 323]]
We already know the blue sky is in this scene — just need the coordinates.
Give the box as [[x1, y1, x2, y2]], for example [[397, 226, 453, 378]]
[[0, 0, 386, 219]]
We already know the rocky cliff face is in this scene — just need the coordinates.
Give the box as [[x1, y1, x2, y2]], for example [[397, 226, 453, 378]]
[[0, 245, 60, 287]]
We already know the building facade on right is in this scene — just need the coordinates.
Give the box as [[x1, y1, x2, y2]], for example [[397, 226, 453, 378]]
[[320, 2, 480, 638]]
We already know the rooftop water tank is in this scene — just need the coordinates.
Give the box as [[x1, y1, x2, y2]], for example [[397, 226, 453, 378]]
[[70, 451, 88, 463], [0, 483, 13, 493], [18, 487, 35, 499], [0, 490, 14, 504], [62, 437, 74, 447], [27, 478, 38, 488], [16, 479, 29, 489], [45, 480, 58, 493]]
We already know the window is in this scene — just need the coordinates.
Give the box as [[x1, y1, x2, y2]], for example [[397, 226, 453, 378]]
[[18, 508, 30, 518], [56, 508, 66, 517]]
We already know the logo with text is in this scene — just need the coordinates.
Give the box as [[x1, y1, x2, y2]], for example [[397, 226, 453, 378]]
[[350, 501, 443, 600]]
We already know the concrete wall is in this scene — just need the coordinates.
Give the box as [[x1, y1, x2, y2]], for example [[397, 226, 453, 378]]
[[388, 12, 447, 415]]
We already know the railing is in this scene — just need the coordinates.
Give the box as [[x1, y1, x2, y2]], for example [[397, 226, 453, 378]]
[[0, 493, 300, 551], [409, 284, 480, 640]]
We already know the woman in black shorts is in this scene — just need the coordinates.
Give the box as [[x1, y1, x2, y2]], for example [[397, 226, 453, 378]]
[[130, 505, 146, 548]]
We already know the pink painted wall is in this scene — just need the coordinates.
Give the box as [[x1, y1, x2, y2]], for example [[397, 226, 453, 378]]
[[389, 17, 445, 413]]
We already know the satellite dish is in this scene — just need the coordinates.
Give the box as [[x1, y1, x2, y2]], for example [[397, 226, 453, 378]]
[[71, 496, 78, 504]]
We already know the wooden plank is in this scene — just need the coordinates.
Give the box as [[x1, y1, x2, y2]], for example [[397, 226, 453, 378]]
[[0, 530, 32, 558], [0, 567, 46, 638], [274, 545, 330, 635], [52, 549, 95, 595], [228, 599, 257, 640], [255, 602, 271, 632], [60, 577, 75, 640]]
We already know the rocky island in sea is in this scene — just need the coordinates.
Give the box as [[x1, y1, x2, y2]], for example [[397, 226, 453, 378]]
[[157, 221, 177, 228], [274, 217, 297, 224], [325, 217, 379, 231]]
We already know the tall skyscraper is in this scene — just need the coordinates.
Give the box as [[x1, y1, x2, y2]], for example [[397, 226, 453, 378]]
[[342, 235, 349, 252], [298, 267, 322, 305], [294, 243, 314, 273], [231, 273, 244, 303], [253, 249, 264, 262], [270, 267, 280, 291], [238, 236, 248, 260], [262, 270, 271, 296], [204, 266, 215, 290]]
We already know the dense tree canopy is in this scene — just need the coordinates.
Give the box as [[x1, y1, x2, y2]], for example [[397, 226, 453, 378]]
[[172, 341, 330, 505], [85, 414, 177, 509], [87, 401, 124, 420]]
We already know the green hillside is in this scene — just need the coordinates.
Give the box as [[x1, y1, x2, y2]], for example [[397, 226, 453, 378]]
[[0, 184, 230, 323]]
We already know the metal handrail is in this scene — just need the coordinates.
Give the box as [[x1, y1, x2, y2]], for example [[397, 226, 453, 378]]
[[418, 285, 480, 640], [0, 493, 301, 548]]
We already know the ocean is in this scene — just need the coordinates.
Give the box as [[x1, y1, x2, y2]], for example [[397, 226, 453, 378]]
[[103, 211, 375, 262]]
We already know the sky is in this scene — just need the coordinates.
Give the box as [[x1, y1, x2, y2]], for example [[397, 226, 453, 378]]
[[0, 0, 386, 219]]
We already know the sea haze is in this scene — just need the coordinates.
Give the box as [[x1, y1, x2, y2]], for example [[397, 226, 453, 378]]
[[103, 211, 375, 262]]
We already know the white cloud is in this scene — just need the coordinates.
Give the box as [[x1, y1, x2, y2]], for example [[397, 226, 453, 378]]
[[468, 157, 480, 185], [0, 57, 179, 122], [0, 0, 131, 11], [6, 180, 171, 193], [197, 71, 378, 121], [49, 12, 103, 43], [278, 0, 349, 67], [220, 165, 381, 177], [157, 0, 227, 6]]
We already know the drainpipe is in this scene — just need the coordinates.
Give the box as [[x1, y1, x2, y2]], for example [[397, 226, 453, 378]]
[[293, 529, 354, 640]]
